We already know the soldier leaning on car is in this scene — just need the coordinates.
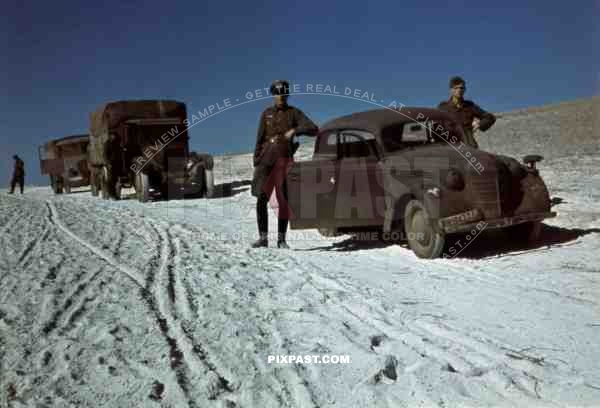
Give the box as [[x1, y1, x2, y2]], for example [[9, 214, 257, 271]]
[[437, 76, 496, 148], [251, 80, 319, 249]]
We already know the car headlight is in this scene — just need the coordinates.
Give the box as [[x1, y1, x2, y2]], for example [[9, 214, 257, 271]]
[[446, 168, 465, 191]]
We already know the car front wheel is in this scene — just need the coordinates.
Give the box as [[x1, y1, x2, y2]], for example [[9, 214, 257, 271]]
[[404, 200, 445, 259]]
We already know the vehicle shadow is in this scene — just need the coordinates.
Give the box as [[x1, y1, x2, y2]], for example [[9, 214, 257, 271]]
[[184, 179, 252, 200], [298, 223, 599, 258], [449, 224, 600, 259], [298, 233, 398, 252]]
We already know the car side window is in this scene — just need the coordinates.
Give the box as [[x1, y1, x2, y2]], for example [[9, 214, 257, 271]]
[[401, 122, 429, 143], [315, 130, 338, 158], [340, 130, 378, 158]]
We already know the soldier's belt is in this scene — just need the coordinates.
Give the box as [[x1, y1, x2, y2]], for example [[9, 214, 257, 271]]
[[268, 136, 284, 144]]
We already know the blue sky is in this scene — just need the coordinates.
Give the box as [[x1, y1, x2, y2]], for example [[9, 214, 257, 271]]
[[1, 0, 597, 185]]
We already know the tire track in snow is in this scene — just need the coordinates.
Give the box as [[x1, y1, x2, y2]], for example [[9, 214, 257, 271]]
[[17, 227, 51, 268], [0, 198, 47, 287], [169, 231, 194, 321], [404, 318, 561, 405], [168, 224, 320, 407], [46, 201, 194, 406], [150, 222, 236, 403], [48, 200, 239, 405], [41, 265, 105, 336], [46, 201, 144, 287]]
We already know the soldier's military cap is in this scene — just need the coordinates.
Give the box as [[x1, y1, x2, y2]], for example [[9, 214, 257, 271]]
[[449, 76, 466, 88], [270, 80, 290, 95]]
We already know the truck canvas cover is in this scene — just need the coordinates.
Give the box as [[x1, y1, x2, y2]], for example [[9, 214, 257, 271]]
[[89, 100, 187, 136], [88, 100, 188, 165]]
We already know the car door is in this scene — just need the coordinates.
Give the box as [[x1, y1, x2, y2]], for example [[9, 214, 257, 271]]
[[288, 130, 339, 230], [380, 120, 447, 207], [333, 130, 385, 228]]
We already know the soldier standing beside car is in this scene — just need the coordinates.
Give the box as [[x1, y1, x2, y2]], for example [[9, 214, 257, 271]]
[[251, 80, 319, 249], [9, 155, 25, 194], [437, 76, 496, 148]]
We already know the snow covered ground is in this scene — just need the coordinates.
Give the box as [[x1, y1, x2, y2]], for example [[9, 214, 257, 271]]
[[1, 98, 599, 407]]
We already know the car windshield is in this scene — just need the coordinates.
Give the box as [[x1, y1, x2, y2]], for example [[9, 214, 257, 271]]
[[381, 119, 464, 152]]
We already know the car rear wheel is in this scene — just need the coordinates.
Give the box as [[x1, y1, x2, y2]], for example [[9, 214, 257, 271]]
[[404, 200, 445, 259]]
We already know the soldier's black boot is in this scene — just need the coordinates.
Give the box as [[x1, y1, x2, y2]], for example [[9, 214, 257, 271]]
[[277, 219, 289, 249], [252, 194, 269, 248], [252, 234, 268, 248]]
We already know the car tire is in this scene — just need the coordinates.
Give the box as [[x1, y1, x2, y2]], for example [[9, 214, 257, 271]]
[[404, 199, 445, 259]]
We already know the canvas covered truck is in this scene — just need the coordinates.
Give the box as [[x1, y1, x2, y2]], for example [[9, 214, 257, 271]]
[[39, 134, 91, 194], [88, 100, 214, 201]]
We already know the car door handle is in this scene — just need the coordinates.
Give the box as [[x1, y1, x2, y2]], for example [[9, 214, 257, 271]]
[[330, 176, 336, 184]]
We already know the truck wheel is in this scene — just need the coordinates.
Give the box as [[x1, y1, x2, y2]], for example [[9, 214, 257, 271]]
[[136, 172, 150, 202], [404, 199, 445, 259], [91, 180, 99, 196], [50, 176, 58, 194], [114, 180, 122, 200], [53, 176, 64, 194], [189, 163, 205, 196], [204, 169, 215, 198], [101, 167, 110, 199], [90, 170, 99, 196]]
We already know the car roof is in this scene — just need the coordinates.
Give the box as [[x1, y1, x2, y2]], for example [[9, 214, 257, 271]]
[[320, 107, 458, 135]]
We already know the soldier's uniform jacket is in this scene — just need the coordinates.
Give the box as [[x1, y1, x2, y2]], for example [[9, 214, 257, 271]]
[[253, 104, 318, 167], [437, 98, 496, 148], [13, 158, 25, 178]]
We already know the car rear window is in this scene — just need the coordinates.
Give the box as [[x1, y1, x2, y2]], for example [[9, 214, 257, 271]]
[[381, 119, 464, 152]]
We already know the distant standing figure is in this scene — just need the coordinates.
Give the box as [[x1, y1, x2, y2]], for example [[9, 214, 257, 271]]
[[251, 79, 319, 249], [437, 76, 496, 148], [9, 155, 25, 194]]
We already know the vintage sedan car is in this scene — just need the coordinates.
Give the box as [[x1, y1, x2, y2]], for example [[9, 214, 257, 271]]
[[286, 107, 556, 258]]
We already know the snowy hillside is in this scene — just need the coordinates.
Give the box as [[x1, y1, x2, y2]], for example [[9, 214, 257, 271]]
[[1, 97, 599, 407]]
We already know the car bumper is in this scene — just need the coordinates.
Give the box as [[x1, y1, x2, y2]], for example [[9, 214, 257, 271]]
[[439, 209, 557, 234]]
